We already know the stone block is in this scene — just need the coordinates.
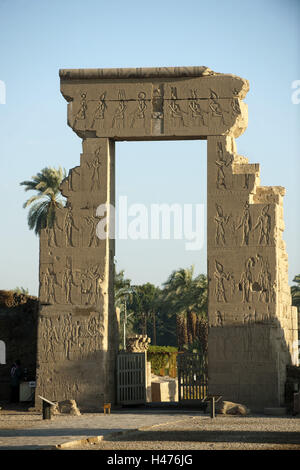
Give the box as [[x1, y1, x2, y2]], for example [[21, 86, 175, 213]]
[[151, 378, 178, 402]]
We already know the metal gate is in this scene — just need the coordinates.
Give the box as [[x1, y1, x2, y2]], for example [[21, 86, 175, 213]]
[[117, 352, 146, 405], [177, 352, 208, 404]]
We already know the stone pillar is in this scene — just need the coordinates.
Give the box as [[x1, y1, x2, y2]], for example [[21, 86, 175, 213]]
[[207, 135, 298, 411], [35, 138, 118, 411]]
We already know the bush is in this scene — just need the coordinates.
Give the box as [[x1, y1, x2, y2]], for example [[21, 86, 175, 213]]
[[147, 345, 178, 376]]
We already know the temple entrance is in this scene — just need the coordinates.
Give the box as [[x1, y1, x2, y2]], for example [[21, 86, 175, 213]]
[[34, 66, 297, 413]]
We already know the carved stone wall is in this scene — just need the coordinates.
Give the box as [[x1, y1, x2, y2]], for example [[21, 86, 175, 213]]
[[35, 138, 117, 411], [207, 135, 298, 410], [35, 66, 297, 412]]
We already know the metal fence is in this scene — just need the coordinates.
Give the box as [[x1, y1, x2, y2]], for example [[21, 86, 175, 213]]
[[177, 352, 208, 403], [117, 352, 147, 405]]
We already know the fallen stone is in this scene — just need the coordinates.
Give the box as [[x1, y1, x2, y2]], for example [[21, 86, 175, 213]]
[[216, 400, 250, 415], [52, 399, 81, 416]]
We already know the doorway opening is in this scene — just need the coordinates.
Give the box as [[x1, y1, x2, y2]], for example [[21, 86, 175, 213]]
[[115, 140, 208, 406]]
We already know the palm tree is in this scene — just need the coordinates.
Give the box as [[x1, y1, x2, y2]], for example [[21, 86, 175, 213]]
[[114, 269, 132, 309], [128, 283, 159, 338], [291, 274, 300, 310], [162, 266, 208, 351], [20, 167, 66, 235]]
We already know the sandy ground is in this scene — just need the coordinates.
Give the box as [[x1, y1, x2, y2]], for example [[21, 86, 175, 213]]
[[70, 414, 300, 451], [1, 405, 300, 451]]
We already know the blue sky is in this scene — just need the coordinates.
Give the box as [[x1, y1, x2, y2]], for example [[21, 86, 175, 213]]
[[0, 0, 299, 295]]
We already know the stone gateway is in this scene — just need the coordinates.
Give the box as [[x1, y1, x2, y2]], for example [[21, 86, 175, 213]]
[[34, 66, 298, 412]]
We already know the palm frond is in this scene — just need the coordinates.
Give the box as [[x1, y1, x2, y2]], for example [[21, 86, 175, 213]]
[[21, 166, 67, 235]]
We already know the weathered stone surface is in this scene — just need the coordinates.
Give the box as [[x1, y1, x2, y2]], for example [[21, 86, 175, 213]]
[[215, 400, 250, 415], [126, 335, 151, 352], [52, 399, 81, 416], [35, 137, 118, 411], [60, 66, 248, 140], [207, 133, 298, 411]]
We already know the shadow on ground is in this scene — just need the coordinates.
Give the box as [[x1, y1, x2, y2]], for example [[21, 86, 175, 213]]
[[105, 429, 300, 445]]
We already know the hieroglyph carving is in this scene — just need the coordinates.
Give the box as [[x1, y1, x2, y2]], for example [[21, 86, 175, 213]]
[[239, 255, 274, 304], [64, 206, 79, 247], [84, 216, 100, 247], [239, 256, 256, 303], [112, 90, 127, 129], [78, 263, 103, 306], [86, 146, 102, 190], [130, 91, 147, 128], [63, 257, 78, 304], [168, 87, 187, 127], [254, 205, 271, 245], [215, 204, 231, 245], [189, 89, 208, 126], [209, 89, 228, 125], [215, 142, 233, 189], [40, 312, 104, 361], [40, 266, 60, 303], [91, 92, 107, 129], [73, 92, 88, 127], [214, 260, 235, 303], [235, 202, 252, 246]]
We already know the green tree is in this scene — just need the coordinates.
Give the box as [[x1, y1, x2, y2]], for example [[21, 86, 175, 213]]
[[20, 166, 66, 234], [128, 283, 160, 342], [291, 274, 300, 310], [13, 287, 29, 295], [162, 266, 207, 351], [114, 269, 132, 309]]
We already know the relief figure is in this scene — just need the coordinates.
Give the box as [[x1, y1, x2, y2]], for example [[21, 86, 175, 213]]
[[73, 92, 88, 127], [41, 266, 60, 303], [235, 201, 252, 246], [112, 90, 127, 129], [215, 142, 233, 189], [254, 205, 271, 245], [46, 225, 60, 248], [256, 255, 273, 303], [79, 263, 103, 305], [209, 89, 228, 125], [214, 260, 231, 302], [64, 206, 79, 247], [130, 91, 147, 128], [215, 204, 231, 245], [86, 147, 102, 190], [62, 257, 78, 304], [42, 317, 59, 360], [91, 92, 107, 129], [168, 87, 187, 127], [239, 256, 256, 303], [189, 89, 208, 126], [84, 216, 100, 247]]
